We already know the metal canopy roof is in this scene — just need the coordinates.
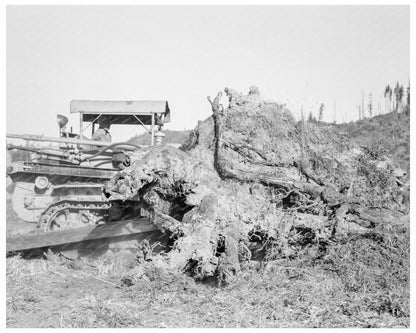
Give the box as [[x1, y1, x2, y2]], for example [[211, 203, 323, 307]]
[[70, 100, 171, 125]]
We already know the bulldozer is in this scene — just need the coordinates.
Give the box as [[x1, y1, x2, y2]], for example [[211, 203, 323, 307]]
[[6, 100, 171, 253]]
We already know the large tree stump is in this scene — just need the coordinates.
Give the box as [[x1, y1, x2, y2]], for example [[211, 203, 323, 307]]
[[103, 86, 408, 280]]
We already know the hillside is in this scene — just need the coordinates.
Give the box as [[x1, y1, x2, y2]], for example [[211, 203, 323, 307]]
[[337, 112, 410, 172], [128, 129, 191, 146]]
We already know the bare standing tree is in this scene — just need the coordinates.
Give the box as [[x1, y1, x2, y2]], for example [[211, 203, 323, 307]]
[[384, 85, 392, 113], [394, 81, 404, 112], [406, 83, 410, 115], [318, 103, 324, 122], [406, 83, 410, 107], [368, 93, 373, 118]]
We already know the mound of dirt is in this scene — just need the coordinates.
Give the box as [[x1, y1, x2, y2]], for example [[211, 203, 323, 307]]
[[103, 87, 408, 282]]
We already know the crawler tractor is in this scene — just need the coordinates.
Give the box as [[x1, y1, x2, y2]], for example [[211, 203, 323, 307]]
[[6, 100, 170, 253]]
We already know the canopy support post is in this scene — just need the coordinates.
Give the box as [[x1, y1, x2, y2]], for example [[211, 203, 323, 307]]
[[151, 113, 155, 146], [133, 115, 151, 134], [79, 112, 83, 147]]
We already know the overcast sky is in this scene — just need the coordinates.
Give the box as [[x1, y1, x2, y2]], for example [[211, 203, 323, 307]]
[[6, 5, 409, 141]]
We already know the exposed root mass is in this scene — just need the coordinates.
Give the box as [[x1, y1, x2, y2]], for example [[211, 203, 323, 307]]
[[103, 87, 408, 282]]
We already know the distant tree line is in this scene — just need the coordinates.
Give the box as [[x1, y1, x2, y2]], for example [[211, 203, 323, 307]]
[[307, 103, 325, 123], [357, 81, 409, 121], [306, 81, 409, 124], [384, 81, 410, 115]]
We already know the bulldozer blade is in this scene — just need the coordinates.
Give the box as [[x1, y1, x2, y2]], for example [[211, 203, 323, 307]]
[[6, 218, 159, 252]]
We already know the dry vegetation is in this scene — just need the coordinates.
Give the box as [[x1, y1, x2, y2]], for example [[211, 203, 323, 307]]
[[7, 223, 409, 328]]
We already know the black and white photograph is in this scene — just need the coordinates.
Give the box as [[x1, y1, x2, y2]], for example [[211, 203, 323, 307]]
[[3, 2, 413, 329]]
